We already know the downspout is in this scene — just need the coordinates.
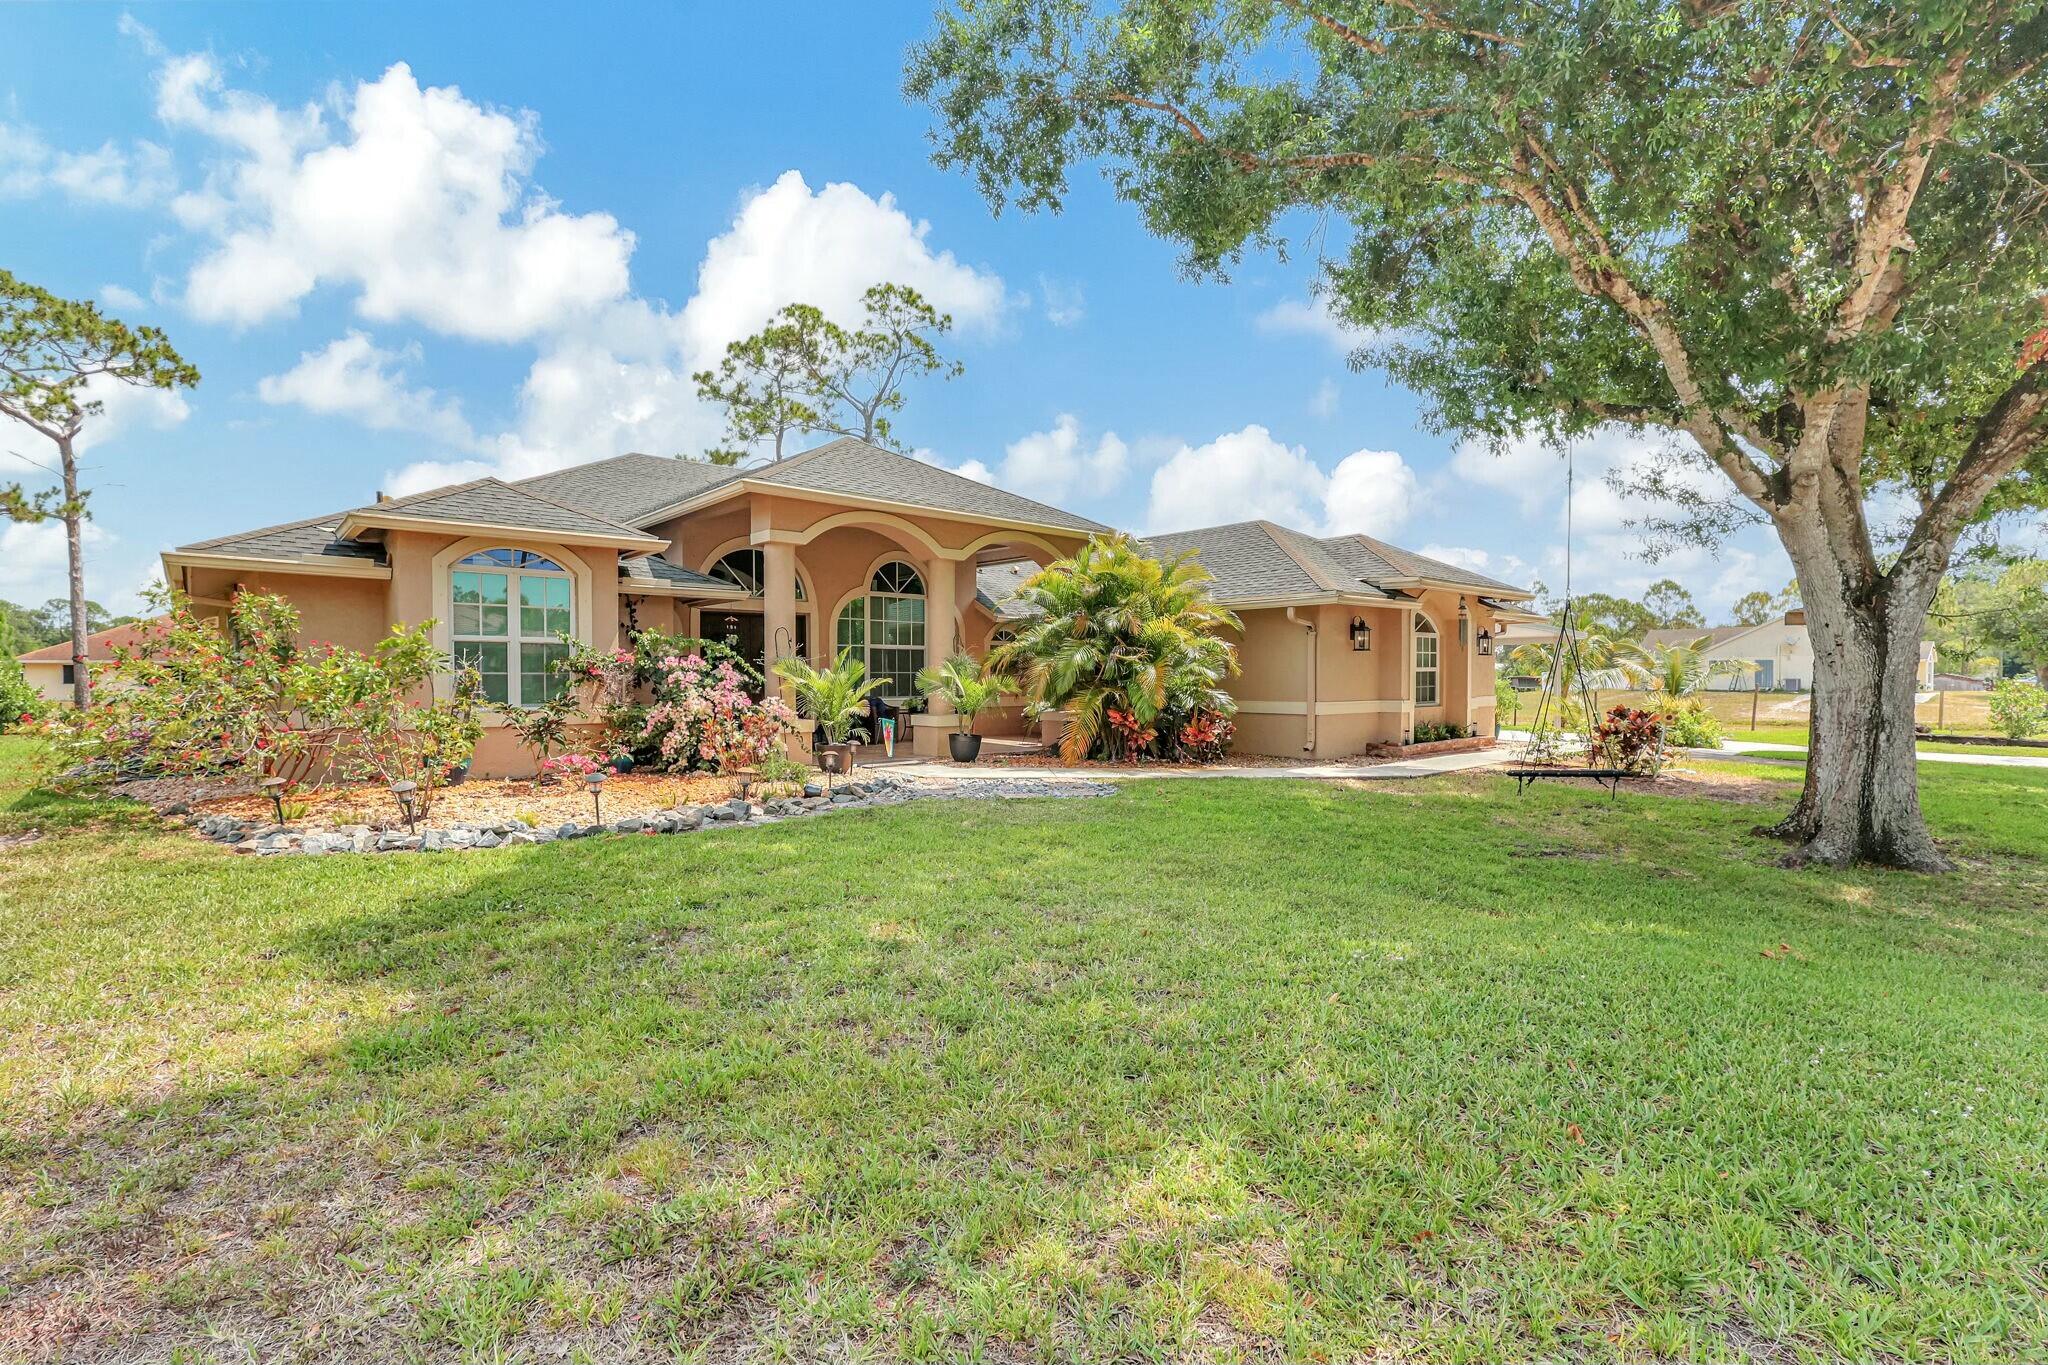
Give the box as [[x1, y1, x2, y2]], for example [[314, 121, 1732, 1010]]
[[1286, 606, 1317, 754]]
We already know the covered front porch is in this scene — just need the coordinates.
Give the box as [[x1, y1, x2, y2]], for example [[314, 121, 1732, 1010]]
[[620, 488, 1086, 758]]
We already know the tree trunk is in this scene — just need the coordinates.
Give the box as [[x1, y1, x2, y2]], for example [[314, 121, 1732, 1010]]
[[60, 433, 90, 710], [1768, 536, 1947, 870]]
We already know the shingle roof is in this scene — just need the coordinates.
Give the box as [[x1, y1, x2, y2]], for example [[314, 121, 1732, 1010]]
[[974, 561, 1039, 620], [174, 511, 387, 564], [1321, 534, 1527, 594], [745, 438, 1111, 533], [355, 478, 659, 543], [517, 453, 739, 524], [619, 554, 730, 593], [1138, 521, 1390, 603]]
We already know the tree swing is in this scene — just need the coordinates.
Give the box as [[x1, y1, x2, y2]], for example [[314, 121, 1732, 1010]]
[[1505, 443, 1635, 797]]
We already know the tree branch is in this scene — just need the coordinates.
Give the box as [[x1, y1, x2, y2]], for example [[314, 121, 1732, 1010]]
[[1903, 357, 2048, 572]]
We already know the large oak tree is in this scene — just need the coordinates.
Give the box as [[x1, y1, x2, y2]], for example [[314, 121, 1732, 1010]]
[[909, 0, 2048, 869]]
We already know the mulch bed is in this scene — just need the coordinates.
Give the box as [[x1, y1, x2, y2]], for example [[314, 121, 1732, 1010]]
[[142, 771, 748, 831]]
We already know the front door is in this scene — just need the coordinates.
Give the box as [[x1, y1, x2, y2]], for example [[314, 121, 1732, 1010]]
[[704, 610, 809, 696]]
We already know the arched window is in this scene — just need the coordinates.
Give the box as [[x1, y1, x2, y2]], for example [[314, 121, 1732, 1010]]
[[1413, 616, 1440, 706], [834, 560, 926, 699], [706, 547, 806, 601], [451, 549, 572, 706]]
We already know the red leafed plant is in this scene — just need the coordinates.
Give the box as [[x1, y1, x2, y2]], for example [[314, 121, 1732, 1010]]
[[1175, 709, 1235, 762], [1593, 705, 1665, 774], [1104, 706, 1157, 761]]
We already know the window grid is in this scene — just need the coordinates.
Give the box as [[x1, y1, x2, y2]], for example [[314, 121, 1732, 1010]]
[[1414, 620, 1440, 707], [452, 550, 572, 707], [833, 560, 927, 701]]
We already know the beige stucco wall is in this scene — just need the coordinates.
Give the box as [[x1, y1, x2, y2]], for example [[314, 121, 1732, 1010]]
[[1221, 593, 1507, 759], [21, 661, 70, 705]]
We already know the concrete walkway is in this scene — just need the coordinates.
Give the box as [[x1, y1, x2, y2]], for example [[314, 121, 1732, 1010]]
[[1709, 739, 2048, 769], [884, 745, 1513, 784]]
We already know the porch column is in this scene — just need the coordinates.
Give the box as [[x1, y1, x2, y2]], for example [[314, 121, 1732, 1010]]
[[1399, 606, 1416, 743], [923, 554, 958, 719], [762, 539, 798, 701]]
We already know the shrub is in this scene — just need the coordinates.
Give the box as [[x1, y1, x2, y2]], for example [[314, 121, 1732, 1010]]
[[646, 652, 797, 770], [1594, 705, 1665, 774], [1171, 709, 1235, 762], [771, 650, 880, 747], [989, 535, 1239, 764], [1662, 698, 1722, 749], [915, 654, 1007, 734], [1412, 722, 1474, 743], [0, 660, 42, 734], [1986, 677, 2048, 739]]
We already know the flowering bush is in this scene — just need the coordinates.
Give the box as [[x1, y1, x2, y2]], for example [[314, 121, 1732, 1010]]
[[1662, 698, 1722, 749], [1593, 705, 1665, 774], [561, 640, 638, 707], [540, 752, 606, 782], [37, 590, 307, 778], [37, 588, 483, 815], [641, 653, 794, 772]]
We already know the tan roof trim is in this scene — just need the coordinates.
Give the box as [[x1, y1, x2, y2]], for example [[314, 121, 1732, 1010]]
[[1223, 592, 1412, 612], [335, 508, 666, 552], [646, 478, 1099, 544], [1377, 574, 1535, 599], [161, 551, 393, 581]]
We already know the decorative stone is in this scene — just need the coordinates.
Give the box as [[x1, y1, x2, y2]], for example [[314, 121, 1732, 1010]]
[[475, 831, 502, 849], [617, 817, 645, 834], [802, 782, 823, 798]]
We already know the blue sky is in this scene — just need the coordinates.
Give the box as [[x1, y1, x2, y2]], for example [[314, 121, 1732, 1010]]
[[1, 3, 1798, 618]]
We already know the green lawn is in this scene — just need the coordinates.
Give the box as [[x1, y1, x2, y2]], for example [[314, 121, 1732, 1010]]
[[3, 738, 2047, 1362], [1718, 726, 2048, 759]]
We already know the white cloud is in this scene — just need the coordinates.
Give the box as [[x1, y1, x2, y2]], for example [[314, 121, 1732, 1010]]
[[0, 121, 175, 206], [0, 518, 114, 604], [258, 331, 478, 450], [1143, 424, 1419, 537], [98, 283, 147, 311], [1038, 275, 1086, 327], [1310, 378, 1339, 419], [161, 56, 634, 339], [72, 374, 192, 453], [1419, 544, 1493, 573], [679, 170, 1007, 361], [910, 447, 995, 486], [1255, 293, 1374, 355], [995, 415, 1127, 504]]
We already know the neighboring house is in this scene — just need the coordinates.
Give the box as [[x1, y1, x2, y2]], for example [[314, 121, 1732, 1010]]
[[1932, 671, 1993, 692], [1641, 611, 1818, 691], [159, 438, 1538, 775], [13, 621, 159, 705]]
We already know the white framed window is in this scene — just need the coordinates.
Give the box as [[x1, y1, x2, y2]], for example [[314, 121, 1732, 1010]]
[[834, 560, 926, 700], [450, 548, 573, 706], [1414, 616, 1440, 706], [706, 547, 806, 601]]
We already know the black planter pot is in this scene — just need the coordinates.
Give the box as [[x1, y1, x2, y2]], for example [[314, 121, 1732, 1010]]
[[444, 762, 471, 786], [947, 732, 983, 763]]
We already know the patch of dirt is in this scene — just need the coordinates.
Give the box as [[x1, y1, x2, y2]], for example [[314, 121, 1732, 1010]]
[[110, 773, 261, 813], [1645, 765, 1787, 804], [0, 830, 44, 850], [187, 771, 747, 832]]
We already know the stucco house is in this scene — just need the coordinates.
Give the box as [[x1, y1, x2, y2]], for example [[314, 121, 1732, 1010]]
[[153, 438, 1537, 775], [1640, 613, 1817, 691], [14, 621, 160, 706]]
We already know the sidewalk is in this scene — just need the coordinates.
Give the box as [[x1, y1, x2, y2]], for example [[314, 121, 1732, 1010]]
[[1711, 739, 2048, 769]]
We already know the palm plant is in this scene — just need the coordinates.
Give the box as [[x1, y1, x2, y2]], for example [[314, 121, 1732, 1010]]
[[1627, 635, 1758, 698], [1506, 612, 1644, 729], [772, 650, 882, 744], [915, 653, 1007, 734], [987, 534, 1240, 763]]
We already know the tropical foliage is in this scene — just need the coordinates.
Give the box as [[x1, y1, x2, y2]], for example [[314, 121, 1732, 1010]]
[[915, 653, 1008, 734], [1629, 635, 1759, 698], [774, 649, 883, 745], [1504, 614, 1643, 733], [987, 535, 1239, 763]]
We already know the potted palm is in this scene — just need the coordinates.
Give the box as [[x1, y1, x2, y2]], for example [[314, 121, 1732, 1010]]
[[773, 650, 881, 779], [915, 653, 1007, 762]]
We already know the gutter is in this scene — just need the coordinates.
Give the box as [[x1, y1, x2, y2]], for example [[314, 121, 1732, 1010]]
[[1285, 606, 1317, 754]]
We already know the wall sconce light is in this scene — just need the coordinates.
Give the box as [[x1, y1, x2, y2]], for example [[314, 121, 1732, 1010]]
[[1477, 628, 1494, 656], [1458, 596, 1470, 647], [1349, 617, 1372, 652]]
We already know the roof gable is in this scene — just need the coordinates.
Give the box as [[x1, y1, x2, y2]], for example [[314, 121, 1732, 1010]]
[[741, 438, 1111, 534], [340, 478, 663, 546], [517, 453, 741, 525]]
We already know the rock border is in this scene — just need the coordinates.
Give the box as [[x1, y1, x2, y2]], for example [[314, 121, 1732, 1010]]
[[180, 775, 1115, 856]]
